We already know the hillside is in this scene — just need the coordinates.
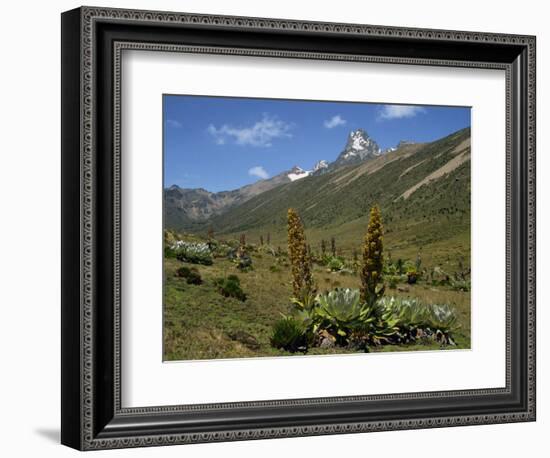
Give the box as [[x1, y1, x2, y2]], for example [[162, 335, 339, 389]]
[[165, 127, 471, 267], [164, 165, 308, 230]]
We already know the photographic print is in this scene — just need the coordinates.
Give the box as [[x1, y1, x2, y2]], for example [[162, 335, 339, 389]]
[[163, 95, 471, 361]]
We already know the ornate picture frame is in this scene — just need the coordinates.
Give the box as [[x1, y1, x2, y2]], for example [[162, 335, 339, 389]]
[[61, 6, 536, 450]]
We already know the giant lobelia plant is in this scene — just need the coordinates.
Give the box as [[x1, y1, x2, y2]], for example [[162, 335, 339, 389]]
[[360, 205, 385, 306]]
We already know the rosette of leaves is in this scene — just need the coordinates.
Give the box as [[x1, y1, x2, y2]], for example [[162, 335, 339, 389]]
[[378, 296, 458, 343], [326, 256, 345, 272], [315, 289, 373, 340], [315, 288, 400, 346], [426, 304, 458, 334], [450, 279, 471, 292], [270, 316, 311, 353]]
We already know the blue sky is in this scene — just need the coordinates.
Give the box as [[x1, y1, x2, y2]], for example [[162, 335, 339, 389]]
[[164, 95, 470, 192]]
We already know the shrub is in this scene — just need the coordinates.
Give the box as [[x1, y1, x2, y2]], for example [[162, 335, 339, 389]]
[[164, 246, 177, 259], [395, 258, 405, 275], [225, 239, 240, 249], [406, 270, 418, 284], [172, 241, 213, 265], [270, 316, 309, 352], [383, 261, 398, 276], [175, 266, 202, 285], [429, 266, 451, 286], [388, 275, 400, 289], [258, 244, 277, 256], [326, 256, 345, 272], [164, 229, 178, 247], [236, 254, 253, 271], [212, 243, 232, 258], [450, 280, 470, 292], [231, 249, 253, 271], [214, 275, 247, 301]]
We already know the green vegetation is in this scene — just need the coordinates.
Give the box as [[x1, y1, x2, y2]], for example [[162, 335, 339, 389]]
[[378, 296, 458, 345], [164, 204, 470, 360], [172, 241, 213, 265], [214, 275, 247, 302], [163, 128, 472, 360], [175, 266, 202, 285], [270, 316, 310, 353]]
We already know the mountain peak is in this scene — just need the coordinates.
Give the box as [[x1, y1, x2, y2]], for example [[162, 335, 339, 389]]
[[287, 165, 310, 182], [332, 129, 382, 167], [347, 129, 372, 151], [313, 160, 329, 172]]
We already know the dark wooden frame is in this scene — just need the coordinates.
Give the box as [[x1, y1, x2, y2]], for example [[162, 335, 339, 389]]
[[61, 6, 536, 450]]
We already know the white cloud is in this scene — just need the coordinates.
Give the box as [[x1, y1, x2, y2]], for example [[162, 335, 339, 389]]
[[166, 119, 182, 128], [248, 166, 269, 180], [324, 115, 347, 129], [378, 105, 426, 120], [207, 114, 292, 147]]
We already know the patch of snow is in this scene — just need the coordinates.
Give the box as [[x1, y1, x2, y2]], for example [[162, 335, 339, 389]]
[[288, 169, 311, 181], [314, 160, 329, 171], [351, 133, 369, 151]]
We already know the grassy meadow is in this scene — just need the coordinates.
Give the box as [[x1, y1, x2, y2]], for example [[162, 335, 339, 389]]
[[163, 230, 470, 361]]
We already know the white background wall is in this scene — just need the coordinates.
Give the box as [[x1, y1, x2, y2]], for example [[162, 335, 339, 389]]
[[0, 0, 546, 456]]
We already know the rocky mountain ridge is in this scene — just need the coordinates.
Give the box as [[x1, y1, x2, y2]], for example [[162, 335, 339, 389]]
[[165, 129, 424, 229]]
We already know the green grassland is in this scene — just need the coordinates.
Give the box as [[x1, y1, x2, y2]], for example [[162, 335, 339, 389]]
[[163, 244, 470, 361]]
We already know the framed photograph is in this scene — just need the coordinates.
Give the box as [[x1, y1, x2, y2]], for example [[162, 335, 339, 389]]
[[61, 6, 536, 450]]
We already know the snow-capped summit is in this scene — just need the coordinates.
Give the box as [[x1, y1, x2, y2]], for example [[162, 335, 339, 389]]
[[313, 160, 329, 172], [349, 129, 375, 151], [287, 166, 311, 182], [332, 129, 382, 167]]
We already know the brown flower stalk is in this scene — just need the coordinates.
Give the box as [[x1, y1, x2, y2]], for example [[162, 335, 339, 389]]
[[287, 208, 313, 299], [361, 205, 385, 305]]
